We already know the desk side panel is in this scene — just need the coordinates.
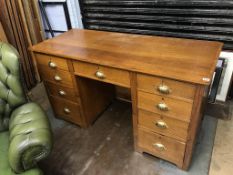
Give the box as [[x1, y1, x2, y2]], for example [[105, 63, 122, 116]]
[[182, 85, 208, 170]]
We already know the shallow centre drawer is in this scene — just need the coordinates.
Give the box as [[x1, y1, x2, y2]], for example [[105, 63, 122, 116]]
[[35, 53, 69, 71], [138, 109, 189, 142], [138, 128, 186, 166], [73, 61, 130, 88], [137, 74, 196, 101], [138, 91, 193, 122]]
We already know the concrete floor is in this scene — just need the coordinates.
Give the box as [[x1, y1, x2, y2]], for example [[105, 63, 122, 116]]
[[209, 102, 233, 175], [29, 83, 232, 175], [39, 102, 217, 175]]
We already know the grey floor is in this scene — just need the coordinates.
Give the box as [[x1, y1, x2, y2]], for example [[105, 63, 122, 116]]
[[31, 83, 218, 175]]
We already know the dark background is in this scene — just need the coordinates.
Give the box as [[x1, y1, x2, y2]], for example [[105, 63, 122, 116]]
[[79, 0, 233, 51]]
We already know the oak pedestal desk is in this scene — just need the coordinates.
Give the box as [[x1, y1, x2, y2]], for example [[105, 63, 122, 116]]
[[31, 29, 223, 170]]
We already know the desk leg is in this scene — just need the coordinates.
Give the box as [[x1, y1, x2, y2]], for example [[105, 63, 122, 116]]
[[130, 72, 141, 152], [182, 85, 206, 170]]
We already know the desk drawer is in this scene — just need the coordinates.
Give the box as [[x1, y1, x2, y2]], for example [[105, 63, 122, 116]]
[[35, 53, 69, 71], [138, 127, 186, 166], [45, 82, 79, 102], [137, 74, 196, 101], [39, 66, 73, 87], [49, 96, 82, 125], [138, 110, 189, 142], [73, 61, 130, 88], [138, 91, 193, 122]]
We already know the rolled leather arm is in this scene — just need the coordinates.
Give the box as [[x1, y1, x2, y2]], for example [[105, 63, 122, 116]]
[[8, 102, 52, 174]]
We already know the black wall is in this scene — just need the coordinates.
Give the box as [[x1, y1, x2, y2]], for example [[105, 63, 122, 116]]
[[79, 0, 233, 50]]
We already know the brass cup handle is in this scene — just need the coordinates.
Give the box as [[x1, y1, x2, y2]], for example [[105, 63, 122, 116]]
[[153, 143, 166, 151], [155, 120, 168, 129], [48, 61, 57, 68], [59, 90, 66, 96], [54, 75, 62, 81], [95, 70, 105, 79], [64, 108, 71, 114], [157, 85, 170, 94], [157, 103, 169, 111]]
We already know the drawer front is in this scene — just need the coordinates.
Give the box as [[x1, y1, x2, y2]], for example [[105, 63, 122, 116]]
[[73, 61, 130, 88], [138, 110, 189, 141], [138, 128, 186, 166], [49, 95, 82, 125], [137, 74, 196, 101], [35, 53, 69, 71], [138, 91, 193, 122], [39, 66, 73, 87], [45, 82, 79, 102]]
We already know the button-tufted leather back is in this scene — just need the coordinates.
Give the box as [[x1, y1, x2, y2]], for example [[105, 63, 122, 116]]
[[0, 42, 26, 131]]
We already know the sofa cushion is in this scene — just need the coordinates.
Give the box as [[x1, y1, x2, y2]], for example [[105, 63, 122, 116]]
[[8, 102, 52, 173], [0, 131, 43, 175]]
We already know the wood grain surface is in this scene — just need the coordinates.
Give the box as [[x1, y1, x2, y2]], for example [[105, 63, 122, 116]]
[[137, 127, 186, 167], [45, 81, 79, 102], [137, 74, 196, 101], [137, 91, 193, 122], [32, 29, 221, 170], [38, 65, 73, 87], [73, 61, 131, 88], [31, 29, 223, 85], [49, 95, 82, 125], [138, 109, 189, 142], [35, 53, 69, 71], [0, 22, 8, 42]]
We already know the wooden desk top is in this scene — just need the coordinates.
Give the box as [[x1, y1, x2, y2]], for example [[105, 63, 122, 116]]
[[31, 29, 223, 85]]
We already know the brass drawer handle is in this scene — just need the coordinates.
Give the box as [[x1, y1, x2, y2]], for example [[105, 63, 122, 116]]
[[157, 103, 169, 111], [95, 70, 105, 79], [59, 90, 66, 96], [54, 75, 62, 81], [155, 120, 168, 129], [64, 108, 71, 114], [157, 85, 170, 94], [48, 61, 57, 68], [153, 143, 166, 151]]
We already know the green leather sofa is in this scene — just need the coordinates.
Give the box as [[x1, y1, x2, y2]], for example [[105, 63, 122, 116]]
[[0, 42, 52, 175]]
